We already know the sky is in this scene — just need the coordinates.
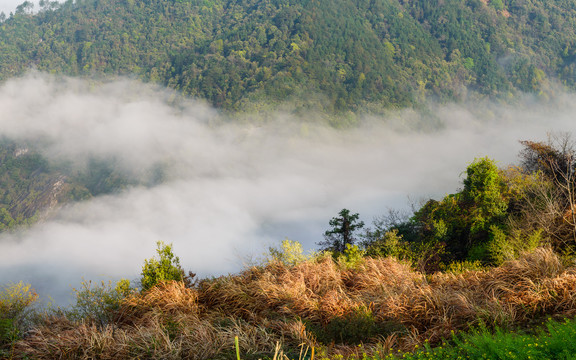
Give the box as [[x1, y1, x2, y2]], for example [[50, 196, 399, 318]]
[[0, 72, 575, 305], [0, 0, 29, 15]]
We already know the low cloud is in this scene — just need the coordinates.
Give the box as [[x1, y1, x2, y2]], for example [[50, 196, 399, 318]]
[[0, 72, 574, 304]]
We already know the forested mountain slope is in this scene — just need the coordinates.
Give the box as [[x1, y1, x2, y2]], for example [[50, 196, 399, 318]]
[[0, 140, 84, 230], [0, 138, 147, 231], [1, 0, 576, 112]]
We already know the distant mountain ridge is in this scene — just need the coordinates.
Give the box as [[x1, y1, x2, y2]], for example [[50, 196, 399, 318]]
[[1, 0, 576, 113]]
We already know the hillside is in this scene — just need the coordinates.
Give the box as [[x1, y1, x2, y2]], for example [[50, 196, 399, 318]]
[[0, 139, 85, 230], [7, 247, 576, 359], [1, 0, 576, 113], [0, 139, 150, 231]]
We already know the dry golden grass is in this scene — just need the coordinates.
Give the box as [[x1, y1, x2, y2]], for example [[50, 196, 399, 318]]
[[16, 282, 280, 359], [14, 247, 576, 358]]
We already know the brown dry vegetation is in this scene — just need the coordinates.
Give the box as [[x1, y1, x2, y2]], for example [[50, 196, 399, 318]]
[[13, 247, 576, 359]]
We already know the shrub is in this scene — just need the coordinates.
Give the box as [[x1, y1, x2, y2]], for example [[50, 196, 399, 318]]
[[267, 238, 310, 266], [486, 228, 543, 265], [338, 243, 365, 269], [364, 228, 446, 273], [69, 278, 134, 326], [404, 157, 510, 265], [364, 229, 404, 259], [0, 282, 38, 354], [140, 241, 189, 292]]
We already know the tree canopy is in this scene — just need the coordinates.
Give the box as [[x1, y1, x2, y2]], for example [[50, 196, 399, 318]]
[[1, 0, 576, 113], [318, 208, 365, 253]]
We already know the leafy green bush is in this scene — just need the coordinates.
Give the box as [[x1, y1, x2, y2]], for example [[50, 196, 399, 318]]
[[69, 279, 134, 326], [364, 228, 445, 273], [337, 243, 366, 269], [364, 229, 404, 259], [140, 241, 188, 292], [0, 282, 38, 355], [392, 158, 511, 266], [267, 238, 311, 266], [486, 228, 543, 265]]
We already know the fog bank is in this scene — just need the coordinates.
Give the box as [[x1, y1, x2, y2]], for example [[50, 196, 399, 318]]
[[0, 73, 575, 304]]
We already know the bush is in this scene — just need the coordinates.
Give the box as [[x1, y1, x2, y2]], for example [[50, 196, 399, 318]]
[[364, 228, 445, 273], [267, 238, 310, 266], [0, 282, 38, 354], [69, 279, 134, 326], [140, 241, 190, 292], [486, 228, 543, 265], [364, 229, 405, 259], [337, 243, 366, 269]]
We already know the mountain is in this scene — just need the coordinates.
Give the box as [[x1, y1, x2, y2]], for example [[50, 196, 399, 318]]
[[0, 140, 82, 230], [0, 138, 152, 230], [1, 0, 576, 113], [1, 0, 576, 229]]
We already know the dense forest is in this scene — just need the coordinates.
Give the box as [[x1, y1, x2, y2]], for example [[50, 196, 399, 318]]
[[1, 0, 576, 113]]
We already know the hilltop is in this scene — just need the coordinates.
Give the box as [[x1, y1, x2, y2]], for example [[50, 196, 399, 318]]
[[1, 0, 576, 113]]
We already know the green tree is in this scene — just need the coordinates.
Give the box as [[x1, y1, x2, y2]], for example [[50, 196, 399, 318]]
[[462, 157, 508, 237], [140, 241, 186, 292], [490, 0, 505, 11], [318, 209, 365, 253], [409, 157, 509, 264]]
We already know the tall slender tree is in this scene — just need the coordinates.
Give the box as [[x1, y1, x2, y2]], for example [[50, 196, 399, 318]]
[[318, 208, 365, 253]]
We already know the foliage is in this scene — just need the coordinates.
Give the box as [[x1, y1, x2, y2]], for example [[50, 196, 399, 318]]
[[337, 243, 366, 269], [515, 133, 576, 251], [308, 305, 404, 346], [364, 229, 405, 259], [462, 157, 508, 236], [486, 228, 543, 265], [381, 317, 576, 360], [363, 154, 558, 270], [363, 228, 445, 273], [68, 279, 134, 326], [0, 282, 38, 355], [2, 0, 576, 113], [318, 209, 365, 254], [440, 259, 484, 274], [400, 157, 511, 265], [140, 241, 189, 292], [268, 238, 311, 266]]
